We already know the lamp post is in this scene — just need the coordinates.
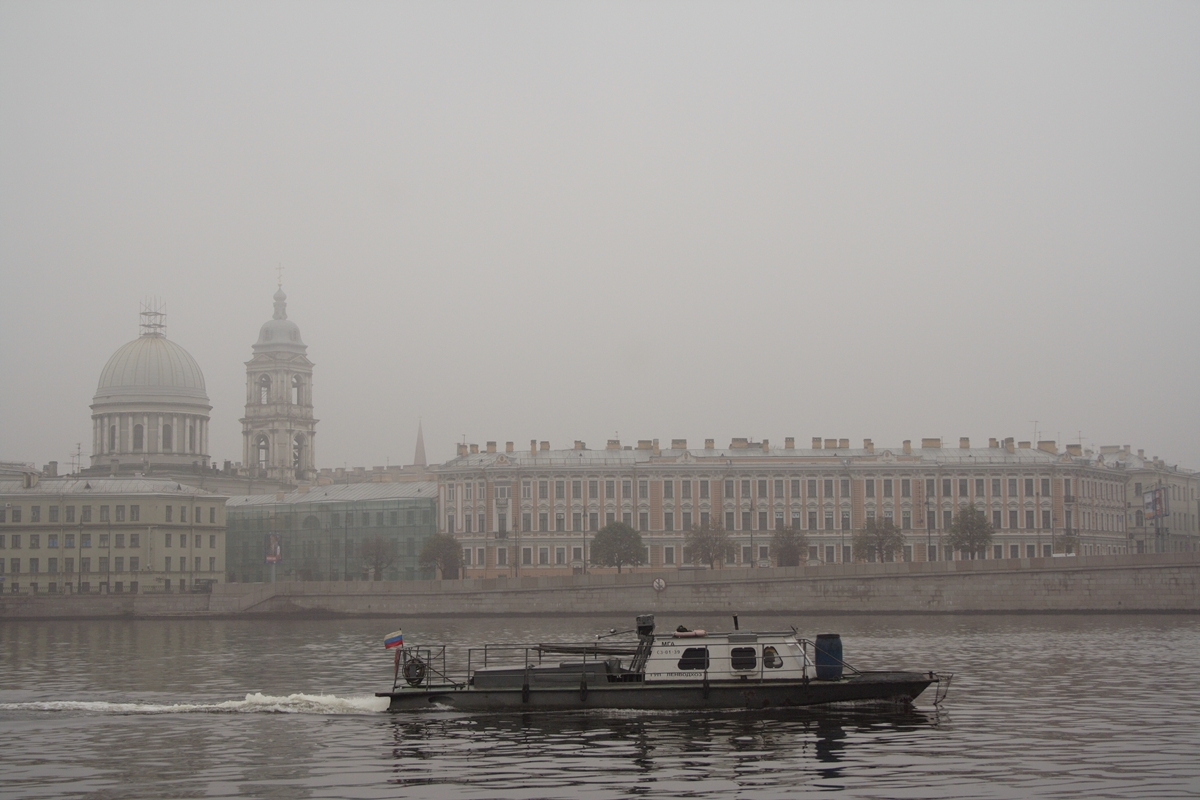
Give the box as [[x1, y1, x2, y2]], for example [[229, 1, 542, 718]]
[[77, 521, 83, 594]]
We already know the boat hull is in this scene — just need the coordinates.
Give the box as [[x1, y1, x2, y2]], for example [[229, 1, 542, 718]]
[[376, 671, 936, 712]]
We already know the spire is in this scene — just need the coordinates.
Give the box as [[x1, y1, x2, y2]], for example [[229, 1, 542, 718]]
[[412, 422, 427, 467], [272, 286, 287, 320]]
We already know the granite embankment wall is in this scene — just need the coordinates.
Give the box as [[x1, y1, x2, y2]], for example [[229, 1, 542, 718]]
[[3, 552, 1198, 619]]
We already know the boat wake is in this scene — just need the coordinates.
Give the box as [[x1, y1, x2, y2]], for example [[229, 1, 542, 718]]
[[0, 692, 391, 715]]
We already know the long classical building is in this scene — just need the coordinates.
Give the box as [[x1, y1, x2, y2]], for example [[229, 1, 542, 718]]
[[436, 436, 1199, 578], [0, 470, 227, 594], [225, 482, 438, 583]]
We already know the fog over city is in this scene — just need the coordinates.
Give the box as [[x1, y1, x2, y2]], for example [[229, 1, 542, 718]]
[[1, 2, 1197, 471]]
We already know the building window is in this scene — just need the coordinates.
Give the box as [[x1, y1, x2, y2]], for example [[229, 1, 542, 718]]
[[259, 374, 271, 404], [725, 511, 735, 530], [664, 512, 674, 532], [638, 512, 649, 531], [572, 512, 582, 531], [824, 511, 834, 530], [639, 481, 648, 500], [824, 479, 834, 498], [976, 478, 985, 496], [497, 548, 508, 566], [725, 480, 734, 498], [538, 547, 548, 565], [758, 479, 768, 498], [556, 513, 565, 532], [664, 546, 675, 565], [623, 480, 632, 499], [522, 512, 532, 531], [1042, 510, 1051, 529], [959, 478, 968, 496], [663, 481, 674, 500], [883, 480, 892, 498], [901, 479, 911, 498], [1026, 510, 1035, 529], [133, 424, 144, 451], [699, 481, 709, 499], [555, 481, 565, 500], [605, 480, 615, 499], [522, 548, 533, 565], [943, 478, 952, 496], [162, 423, 172, 451], [758, 511, 768, 530], [841, 511, 850, 530], [682, 481, 692, 500], [538, 512, 548, 531], [572, 481, 582, 500], [1009, 509, 1019, 529], [538, 481, 548, 500], [99, 506, 110, 522], [555, 547, 566, 565], [1025, 478, 1035, 496], [589, 480, 598, 499], [993, 510, 1002, 528], [791, 479, 800, 496], [943, 510, 952, 529], [902, 511, 911, 530], [807, 479, 817, 498], [865, 480, 875, 498]]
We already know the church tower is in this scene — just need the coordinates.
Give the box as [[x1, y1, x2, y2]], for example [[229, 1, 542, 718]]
[[241, 285, 318, 482]]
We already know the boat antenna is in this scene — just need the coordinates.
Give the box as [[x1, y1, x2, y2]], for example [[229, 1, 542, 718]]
[[733, 614, 739, 631]]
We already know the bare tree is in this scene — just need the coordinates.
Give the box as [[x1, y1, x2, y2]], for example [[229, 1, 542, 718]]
[[360, 536, 397, 580], [684, 518, 736, 568]]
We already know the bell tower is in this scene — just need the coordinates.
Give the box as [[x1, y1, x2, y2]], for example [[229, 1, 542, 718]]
[[241, 283, 318, 482]]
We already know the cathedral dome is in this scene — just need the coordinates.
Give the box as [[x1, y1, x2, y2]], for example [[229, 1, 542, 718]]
[[253, 288, 307, 354], [94, 332, 209, 404]]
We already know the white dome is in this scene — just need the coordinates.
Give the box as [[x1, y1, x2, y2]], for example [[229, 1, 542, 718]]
[[253, 287, 307, 354], [94, 333, 209, 403]]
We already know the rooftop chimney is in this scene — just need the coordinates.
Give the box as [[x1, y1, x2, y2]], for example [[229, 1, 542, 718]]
[[637, 440, 653, 450], [922, 438, 941, 449], [1037, 441, 1057, 454], [574, 440, 585, 450], [506, 441, 514, 453], [960, 437, 970, 449], [531, 439, 537, 455], [824, 438, 837, 450], [731, 438, 748, 449], [762, 439, 770, 452], [785, 437, 795, 449], [989, 438, 998, 448], [652, 439, 660, 455], [672, 439, 687, 450], [470, 444, 479, 454], [1004, 437, 1015, 453], [838, 438, 849, 449], [864, 438, 875, 453], [1018, 441, 1031, 449], [540, 441, 550, 451], [486, 441, 496, 453], [903, 440, 912, 455], [607, 439, 621, 450], [1067, 444, 1082, 456], [704, 438, 715, 449], [458, 444, 468, 457]]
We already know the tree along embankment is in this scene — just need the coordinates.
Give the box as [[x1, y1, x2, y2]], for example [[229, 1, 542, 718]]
[[3, 552, 1197, 620]]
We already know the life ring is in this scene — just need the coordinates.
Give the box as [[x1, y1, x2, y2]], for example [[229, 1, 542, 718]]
[[672, 629, 707, 638], [652, 578, 667, 593], [404, 657, 427, 687]]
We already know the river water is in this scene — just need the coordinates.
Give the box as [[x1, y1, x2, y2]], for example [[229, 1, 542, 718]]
[[2, 613, 1199, 799]]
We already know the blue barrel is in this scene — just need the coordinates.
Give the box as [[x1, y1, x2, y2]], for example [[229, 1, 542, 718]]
[[814, 634, 843, 681]]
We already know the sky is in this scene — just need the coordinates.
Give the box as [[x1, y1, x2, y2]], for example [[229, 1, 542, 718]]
[[1, 1, 1198, 472]]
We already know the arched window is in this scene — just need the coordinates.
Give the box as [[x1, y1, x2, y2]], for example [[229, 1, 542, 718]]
[[162, 423, 172, 451], [291, 375, 302, 405], [189, 425, 196, 452], [133, 424, 144, 451], [293, 434, 306, 477], [256, 436, 269, 469], [258, 374, 271, 405], [109, 426, 116, 451]]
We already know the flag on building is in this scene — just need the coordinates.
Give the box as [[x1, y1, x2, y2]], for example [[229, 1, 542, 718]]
[[384, 630, 404, 649]]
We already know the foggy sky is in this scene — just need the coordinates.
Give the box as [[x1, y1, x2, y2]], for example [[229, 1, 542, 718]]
[[2, 2, 1198, 472]]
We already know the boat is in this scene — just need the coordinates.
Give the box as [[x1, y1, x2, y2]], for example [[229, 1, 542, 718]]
[[375, 615, 951, 712]]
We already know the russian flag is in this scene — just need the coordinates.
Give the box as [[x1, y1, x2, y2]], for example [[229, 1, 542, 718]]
[[384, 630, 404, 649]]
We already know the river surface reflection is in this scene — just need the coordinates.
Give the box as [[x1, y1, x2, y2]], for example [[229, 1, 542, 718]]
[[2, 613, 1199, 799]]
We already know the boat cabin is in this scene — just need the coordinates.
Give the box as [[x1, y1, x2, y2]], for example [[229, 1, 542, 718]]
[[642, 630, 812, 683]]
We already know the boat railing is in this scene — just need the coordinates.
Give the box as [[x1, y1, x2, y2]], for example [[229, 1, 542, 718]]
[[388, 645, 465, 692]]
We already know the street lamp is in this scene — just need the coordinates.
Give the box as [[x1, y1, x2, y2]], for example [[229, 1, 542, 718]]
[[925, 497, 932, 562]]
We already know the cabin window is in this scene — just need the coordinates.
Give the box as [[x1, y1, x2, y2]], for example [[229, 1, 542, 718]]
[[763, 646, 782, 669], [730, 647, 757, 671], [677, 647, 709, 671]]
